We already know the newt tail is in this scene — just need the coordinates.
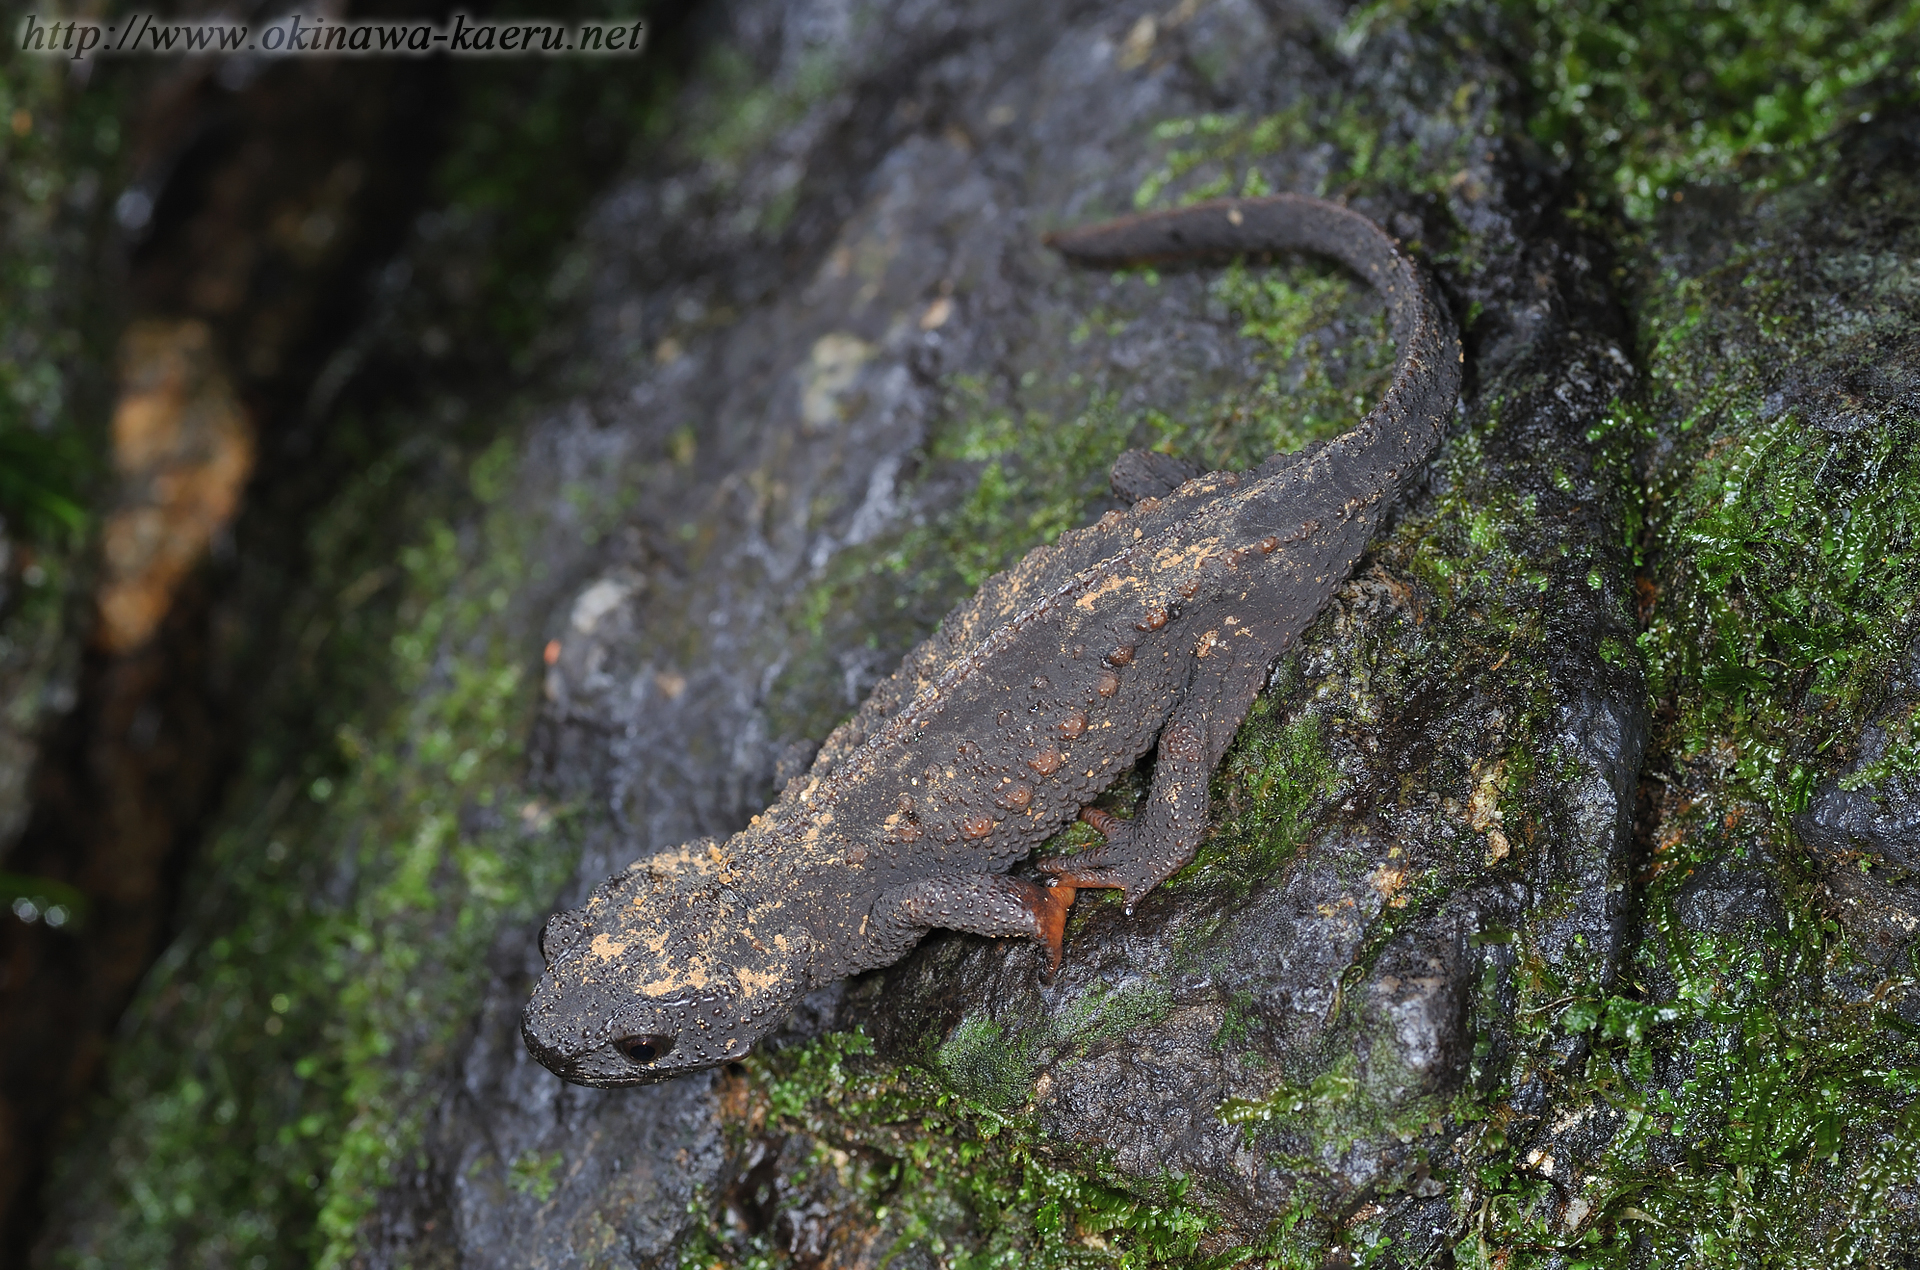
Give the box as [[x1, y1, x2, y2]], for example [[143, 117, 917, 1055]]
[[1045, 194, 1459, 508]]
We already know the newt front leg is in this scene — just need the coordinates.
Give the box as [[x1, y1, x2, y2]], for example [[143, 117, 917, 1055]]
[[869, 873, 1079, 973]]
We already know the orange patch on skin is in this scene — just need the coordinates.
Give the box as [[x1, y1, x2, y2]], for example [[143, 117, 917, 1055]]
[[734, 965, 785, 996], [1028, 747, 1065, 776], [1073, 572, 1131, 611]]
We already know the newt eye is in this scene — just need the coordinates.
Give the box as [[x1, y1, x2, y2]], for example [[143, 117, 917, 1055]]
[[614, 1033, 674, 1065]]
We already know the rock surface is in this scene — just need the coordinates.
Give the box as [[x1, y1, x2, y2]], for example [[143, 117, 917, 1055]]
[[24, 0, 1920, 1267], [378, 0, 1652, 1259]]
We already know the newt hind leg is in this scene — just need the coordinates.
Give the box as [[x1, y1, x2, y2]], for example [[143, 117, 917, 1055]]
[[1038, 652, 1270, 910]]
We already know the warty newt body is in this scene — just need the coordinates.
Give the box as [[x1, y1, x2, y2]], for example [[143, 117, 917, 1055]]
[[523, 194, 1462, 1086]]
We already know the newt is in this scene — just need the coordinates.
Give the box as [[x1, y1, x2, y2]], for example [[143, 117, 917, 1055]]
[[523, 194, 1461, 1086]]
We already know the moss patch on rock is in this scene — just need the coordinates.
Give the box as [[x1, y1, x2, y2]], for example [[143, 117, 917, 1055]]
[[681, 1030, 1236, 1269]]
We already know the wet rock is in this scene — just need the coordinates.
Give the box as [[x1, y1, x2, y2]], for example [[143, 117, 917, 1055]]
[[1797, 638, 1920, 964], [38, 0, 1920, 1264], [404, 0, 1648, 1261], [1501, 113, 1920, 1255], [1798, 639, 1920, 870], [1801, 754, 1920, 870], [422, 933, 725, 1270]]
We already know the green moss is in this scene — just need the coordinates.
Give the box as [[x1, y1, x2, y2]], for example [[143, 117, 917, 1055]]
[[1838, 698, 1920, 790], [1459, 814, 1920, 1264], [690, 1030, 1224, 1269], [306, 505, 577, 1267], [1184, 699, 1339, 889], [1128, 91, 1479, 214], [932, 979, 1176, 1114], [508, 1149, 566, 1203], [1632, 222, 1920, 822], [1467, 0, 1920, 220], [932, 1015, 1045, 1111], [1219, 1048, 1455, 1159]]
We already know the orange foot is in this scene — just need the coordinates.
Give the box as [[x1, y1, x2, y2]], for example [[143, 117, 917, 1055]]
[[1013, 877, 1078, 975]]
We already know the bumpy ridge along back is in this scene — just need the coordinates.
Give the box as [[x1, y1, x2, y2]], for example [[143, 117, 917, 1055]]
[[802, 196, 1459, 772], [807, 195, 1459, 780]]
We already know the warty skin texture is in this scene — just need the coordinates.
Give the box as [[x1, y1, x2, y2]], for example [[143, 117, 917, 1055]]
[[523, 194, 1462, 1087]]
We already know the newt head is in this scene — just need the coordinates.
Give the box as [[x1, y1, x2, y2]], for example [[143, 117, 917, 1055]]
[[521, 838, 813, 1086]]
